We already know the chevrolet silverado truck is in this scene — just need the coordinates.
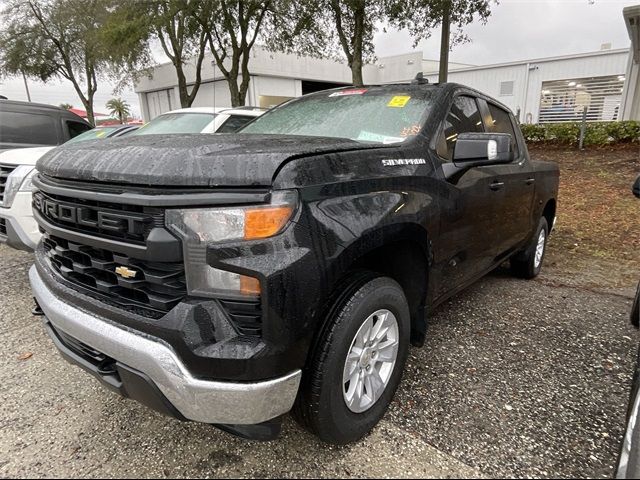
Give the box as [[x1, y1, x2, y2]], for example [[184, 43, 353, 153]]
[[29, 82, 559, 444]]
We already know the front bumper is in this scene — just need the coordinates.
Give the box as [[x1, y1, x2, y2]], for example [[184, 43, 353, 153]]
[[30, 265, 302, 425], [0, 191, 40, 251]]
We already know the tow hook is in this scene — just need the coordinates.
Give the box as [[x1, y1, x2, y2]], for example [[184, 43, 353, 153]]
[[32, 299, 44, 316]]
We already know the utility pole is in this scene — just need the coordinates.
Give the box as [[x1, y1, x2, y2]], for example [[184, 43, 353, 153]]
[[22, 71, 32, 102], [438, 1, 451, 83]]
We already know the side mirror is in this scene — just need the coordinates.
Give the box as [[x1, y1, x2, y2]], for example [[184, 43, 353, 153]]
[[634, 175, 640, 199], [453, 132, 514, 168]]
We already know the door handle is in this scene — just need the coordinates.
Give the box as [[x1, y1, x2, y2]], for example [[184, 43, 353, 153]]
[[525, 178, 535, 185], [490, 181, 505, 191]]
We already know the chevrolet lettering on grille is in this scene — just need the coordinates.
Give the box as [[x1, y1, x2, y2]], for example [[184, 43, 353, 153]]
[[33, 191, 147, 236]]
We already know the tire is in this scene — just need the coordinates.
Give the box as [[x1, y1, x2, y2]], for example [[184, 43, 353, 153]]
[[293, 273, 410, 445], [510, 217, 549, 279]]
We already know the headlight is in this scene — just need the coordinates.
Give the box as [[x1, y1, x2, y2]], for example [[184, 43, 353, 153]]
[[1, 166, 35, 208], [19, 168, 37, 192], [166, 190, 297, 298]]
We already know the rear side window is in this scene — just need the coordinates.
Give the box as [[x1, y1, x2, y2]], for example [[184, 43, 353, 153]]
[[0, 111, 58, 145], [216, 115, 256, 133], [486, 103, 520, 157], [436, 96, 484, 161], [66, 120, 92, 139]]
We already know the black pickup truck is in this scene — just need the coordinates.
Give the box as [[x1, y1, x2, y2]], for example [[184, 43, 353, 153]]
[[30, 82, 559, 444]]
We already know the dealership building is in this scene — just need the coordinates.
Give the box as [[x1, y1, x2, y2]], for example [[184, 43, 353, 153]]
[[135, 5, 640, 124]]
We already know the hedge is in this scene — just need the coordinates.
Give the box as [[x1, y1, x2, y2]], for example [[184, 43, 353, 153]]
[[519, 121, 640, 146]]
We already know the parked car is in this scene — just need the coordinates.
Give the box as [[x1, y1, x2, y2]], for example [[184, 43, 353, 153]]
[[0, 147, 55, 250], [0, 100, 92, 151], [616, 175, 640, 479], [132, 107, 265, 135], [65, 125, 139, 144], [29, 82, 559, 444]]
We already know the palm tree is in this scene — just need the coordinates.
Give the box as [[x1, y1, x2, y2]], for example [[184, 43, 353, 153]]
[[59, 103, 73, 110], [106, 98, 131, 124]]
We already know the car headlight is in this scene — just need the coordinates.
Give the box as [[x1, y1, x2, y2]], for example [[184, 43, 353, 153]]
[[19, 168, 37, 192], [165, 190, 297, 298], [1, 166, 35, 208]]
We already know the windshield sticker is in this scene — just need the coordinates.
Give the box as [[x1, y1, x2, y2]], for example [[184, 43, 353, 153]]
[[382, 158, 426, 166], [400, 125, 421, 137], [329, 89, 368, 97], [388, 96, 411, 108], [96, 130, 107, 138]]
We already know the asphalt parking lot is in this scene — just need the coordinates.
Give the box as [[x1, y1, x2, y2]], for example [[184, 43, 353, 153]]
[[0, 243, 637, 479]]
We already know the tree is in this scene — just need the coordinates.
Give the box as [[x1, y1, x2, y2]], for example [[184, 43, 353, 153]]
[[0, 0, 119, 125], [106, 98, 131, 123], [325, 1, 383, 87], [192, 1, 271, 107], [59, 103, 73, 110], [194, 0, 320, 107], [387, 0, 493, 81], [108, 0, 207, 108]]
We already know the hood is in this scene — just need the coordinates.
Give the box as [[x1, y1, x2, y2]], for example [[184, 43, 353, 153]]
[[0, 146, 56, 167], [37, 134, 381, 187]]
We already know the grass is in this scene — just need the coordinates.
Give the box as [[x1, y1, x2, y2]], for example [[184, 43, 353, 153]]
[[528, 144, 640, 290]]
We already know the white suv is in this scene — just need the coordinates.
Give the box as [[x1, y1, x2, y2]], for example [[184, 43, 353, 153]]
[[0, 146, 54, 250]]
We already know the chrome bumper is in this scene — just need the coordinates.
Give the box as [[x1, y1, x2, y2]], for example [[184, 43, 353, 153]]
[[29, 266, 302, 425]]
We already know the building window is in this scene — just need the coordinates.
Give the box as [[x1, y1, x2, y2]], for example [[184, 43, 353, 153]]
[[500, 81, 515, 96], [538, 75, 625, 123]]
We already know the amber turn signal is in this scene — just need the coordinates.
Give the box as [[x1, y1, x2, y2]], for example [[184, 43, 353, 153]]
[[244, 206, 293, 240], [240, 275, 261, 295]]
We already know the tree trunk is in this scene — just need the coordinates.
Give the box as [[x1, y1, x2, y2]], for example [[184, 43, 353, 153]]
[[439, 2, 451, 83], [84, 100, 95, 126], [350, 57, 364, 87], [176, 67, 191, 108]]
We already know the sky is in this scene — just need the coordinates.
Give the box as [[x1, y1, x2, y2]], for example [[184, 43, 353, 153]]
[[0, 0, 636, 118]]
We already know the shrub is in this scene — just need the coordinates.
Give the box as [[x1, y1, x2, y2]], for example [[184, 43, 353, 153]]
[[519, 121, 640, 146]]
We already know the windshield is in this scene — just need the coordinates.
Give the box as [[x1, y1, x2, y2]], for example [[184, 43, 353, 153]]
[[132, 113, 216, 135], [65, 127, 118, 144], [240, 88, 434, 144]]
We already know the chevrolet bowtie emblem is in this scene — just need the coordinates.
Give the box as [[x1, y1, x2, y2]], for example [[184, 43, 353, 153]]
[[115, 266, 137, 279]]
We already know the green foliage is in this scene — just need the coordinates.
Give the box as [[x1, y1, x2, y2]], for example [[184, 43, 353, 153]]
[[520, 121, 640, 146], [59, 103, 73, 110], [105, 98, 131, 123]]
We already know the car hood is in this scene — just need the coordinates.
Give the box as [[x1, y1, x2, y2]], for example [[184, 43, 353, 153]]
[[0, 146, 56, 167], [37, 134, 382, 187]]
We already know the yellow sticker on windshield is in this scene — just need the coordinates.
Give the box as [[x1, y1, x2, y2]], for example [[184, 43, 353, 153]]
[[388, 96, 411, 108], [96, 130, 106, 138]]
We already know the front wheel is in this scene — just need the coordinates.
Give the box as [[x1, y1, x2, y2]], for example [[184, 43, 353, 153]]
[[293, 274, 410, 445], [511, 217, 549, 279]]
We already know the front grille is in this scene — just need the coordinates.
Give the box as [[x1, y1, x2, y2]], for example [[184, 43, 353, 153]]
[[0, 218, 5, 236], [0, 164, 17, 205], [33, 190, 163, 244], [220, 299, 263, 337], [43, 233, 186, 316]]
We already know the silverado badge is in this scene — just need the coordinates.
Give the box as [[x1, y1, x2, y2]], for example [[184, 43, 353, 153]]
[[115, 266, 137, 279]]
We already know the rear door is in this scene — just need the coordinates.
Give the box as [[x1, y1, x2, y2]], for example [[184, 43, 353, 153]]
[[434, 94, 507, 296], [482, 100, 535, 253]]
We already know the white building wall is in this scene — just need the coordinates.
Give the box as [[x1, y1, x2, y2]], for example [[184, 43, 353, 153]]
[[425, 49, 629, 122]]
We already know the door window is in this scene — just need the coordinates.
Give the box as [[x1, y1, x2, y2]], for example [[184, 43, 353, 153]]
[[216, 115, 256, 133], [486, 103, 520, 157], [436, 96, 484, 161], [0, 112, 58, 145], [67, 121, 92, 139]]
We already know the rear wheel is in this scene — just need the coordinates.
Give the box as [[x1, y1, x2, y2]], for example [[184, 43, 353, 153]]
[[511, 217, 549, 279], [293, 274, 410, 445]]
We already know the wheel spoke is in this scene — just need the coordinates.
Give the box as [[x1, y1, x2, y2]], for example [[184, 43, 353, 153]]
[[369, 368, 385, 399], [376, 339, 398, 362]]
